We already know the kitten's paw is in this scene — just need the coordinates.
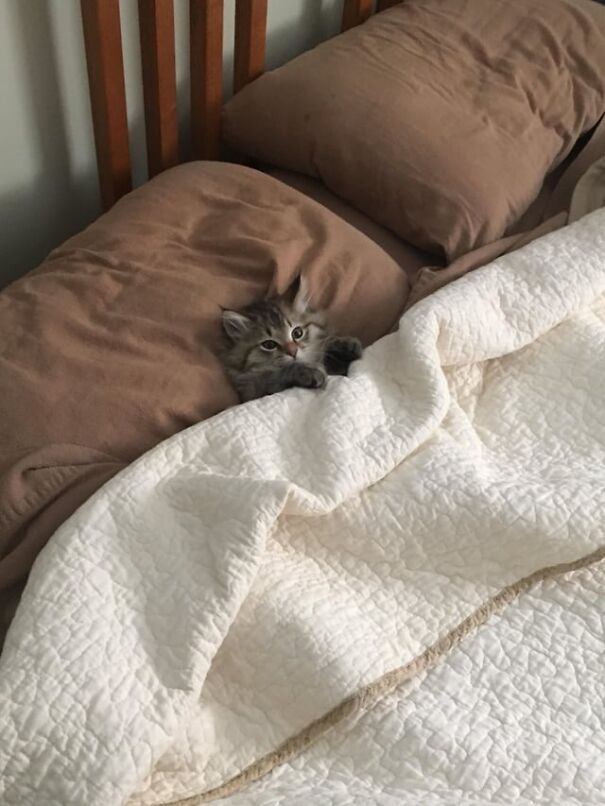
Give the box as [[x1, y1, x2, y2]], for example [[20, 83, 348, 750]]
[[328, 336, 363, 361], [324, 336, 363, 376], [295, 365, 327, 389], [344, 337, 363, 361], [309, 367, 328, 389]]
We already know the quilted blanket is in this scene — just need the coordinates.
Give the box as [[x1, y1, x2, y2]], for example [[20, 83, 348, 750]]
[[1, 210, 605, 805]]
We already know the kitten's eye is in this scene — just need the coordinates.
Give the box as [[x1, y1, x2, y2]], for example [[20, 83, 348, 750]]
[[260, 339, 279, 351], [291, 326, 305, 341]]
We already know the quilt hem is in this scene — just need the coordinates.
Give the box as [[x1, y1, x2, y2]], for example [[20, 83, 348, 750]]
[[163, 542, 605, 805]]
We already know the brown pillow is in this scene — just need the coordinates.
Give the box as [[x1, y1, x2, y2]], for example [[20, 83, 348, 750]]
[[222, 0, 605, 260], [0, 162, 409, 636]]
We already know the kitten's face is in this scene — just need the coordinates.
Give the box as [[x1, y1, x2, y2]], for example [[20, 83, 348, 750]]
[[222, 291, 327, 373]]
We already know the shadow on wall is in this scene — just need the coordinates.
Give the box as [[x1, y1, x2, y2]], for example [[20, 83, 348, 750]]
[[0, 0, 100, 288], [265, 0, 341, 71]]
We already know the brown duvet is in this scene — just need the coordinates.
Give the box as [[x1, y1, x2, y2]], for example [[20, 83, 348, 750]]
[[0, 162, 411, 640]]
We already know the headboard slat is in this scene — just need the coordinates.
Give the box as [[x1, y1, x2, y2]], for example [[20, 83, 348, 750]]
[[190, 0, 224, 160], [342, 0, 373, 32], [234, 0, 268, 94], [81, 0, 132, 210], [82, 0, 390, 206], [138, 0, 179, 177]]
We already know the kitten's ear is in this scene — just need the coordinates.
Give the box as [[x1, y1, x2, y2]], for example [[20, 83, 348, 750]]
[[293, 277, 313, 315], [222, 309, 252, 340]]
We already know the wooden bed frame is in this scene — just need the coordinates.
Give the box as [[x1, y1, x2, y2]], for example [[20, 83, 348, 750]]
[[80, 0, 401, 211]]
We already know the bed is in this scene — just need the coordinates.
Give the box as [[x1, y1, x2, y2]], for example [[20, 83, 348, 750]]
[[1, 1, 605, 803]]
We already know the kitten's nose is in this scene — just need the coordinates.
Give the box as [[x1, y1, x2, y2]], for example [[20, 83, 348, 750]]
[[285, 342, 298, 357]]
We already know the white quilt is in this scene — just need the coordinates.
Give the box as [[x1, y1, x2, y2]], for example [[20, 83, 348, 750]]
[[1, 210, 605, 806], [218, 560, 605, 806]]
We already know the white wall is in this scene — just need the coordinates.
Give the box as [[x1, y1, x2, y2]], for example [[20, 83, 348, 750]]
[[0, 0, 343, 288]]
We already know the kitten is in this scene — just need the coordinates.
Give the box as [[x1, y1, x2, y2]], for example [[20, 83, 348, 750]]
[[222, 286, 362, 402]]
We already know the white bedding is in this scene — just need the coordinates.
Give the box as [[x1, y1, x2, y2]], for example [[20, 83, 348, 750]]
[[1, 210, 605, 805], [219, 561, 605, 806]]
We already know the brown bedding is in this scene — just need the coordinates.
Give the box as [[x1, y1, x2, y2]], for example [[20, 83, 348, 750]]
[[0, 162, 411, 640], [223, 0, 605, 259], [264, 168, 440, 282], [269, 110, 605, 303], [1, 111, 604, 645]]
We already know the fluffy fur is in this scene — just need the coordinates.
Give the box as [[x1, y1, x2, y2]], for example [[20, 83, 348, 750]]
[[222, 286, 362, 402]]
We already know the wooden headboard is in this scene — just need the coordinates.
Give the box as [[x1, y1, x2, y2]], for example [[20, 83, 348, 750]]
[[80, 0, 401, 211]]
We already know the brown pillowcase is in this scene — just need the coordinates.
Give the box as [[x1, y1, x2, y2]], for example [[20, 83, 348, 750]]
[[0, 162, 409, 633], [222, 0, 605, 260]]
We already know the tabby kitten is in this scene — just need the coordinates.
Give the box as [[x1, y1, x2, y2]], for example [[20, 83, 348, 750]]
[[222, 286, 362, 402]]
